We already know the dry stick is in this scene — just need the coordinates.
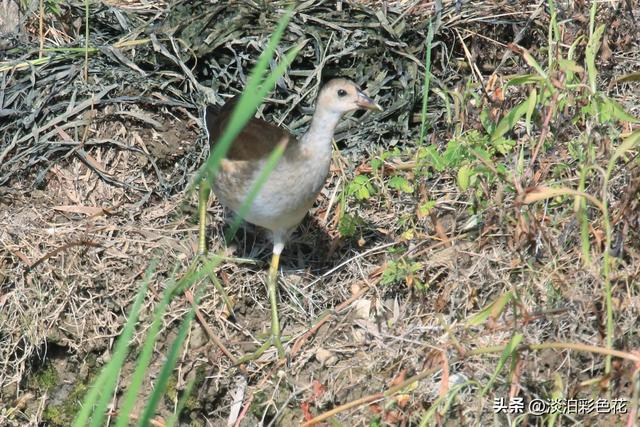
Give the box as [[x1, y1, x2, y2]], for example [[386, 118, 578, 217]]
[[302, 393, 385, 427], [302, 364, 441, 427], [455, 28, 484, 86], [302, 342, 640, 426], [26, 240, 102, 272], [184, 290, 248, 375], [494, 342, 639, 367]]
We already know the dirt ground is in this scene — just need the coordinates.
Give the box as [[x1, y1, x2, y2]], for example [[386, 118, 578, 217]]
[[1, 0, 639, 426]]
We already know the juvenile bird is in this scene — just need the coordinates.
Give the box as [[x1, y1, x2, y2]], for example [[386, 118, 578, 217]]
[[199, 78, 382, 357]]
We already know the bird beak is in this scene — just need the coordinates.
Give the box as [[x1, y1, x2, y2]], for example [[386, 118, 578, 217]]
[[356, 90, 383, 112]]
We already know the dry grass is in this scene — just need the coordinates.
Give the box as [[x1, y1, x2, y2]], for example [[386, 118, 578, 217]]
[[1, 0, 639, 426]]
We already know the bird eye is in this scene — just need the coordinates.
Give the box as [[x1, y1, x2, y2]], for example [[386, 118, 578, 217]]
[[337, 89, 347, 97]]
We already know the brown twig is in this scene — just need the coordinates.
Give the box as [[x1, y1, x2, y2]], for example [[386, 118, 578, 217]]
[[26, 239, 102, 272], [184, 290, 248, 375]]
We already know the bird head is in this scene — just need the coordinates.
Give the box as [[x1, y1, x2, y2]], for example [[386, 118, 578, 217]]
[[316, 78, 383, 115]]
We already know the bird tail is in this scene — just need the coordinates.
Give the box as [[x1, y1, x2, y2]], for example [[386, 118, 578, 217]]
[[203, 95, 241, 145], [204, 104, 221, 138]]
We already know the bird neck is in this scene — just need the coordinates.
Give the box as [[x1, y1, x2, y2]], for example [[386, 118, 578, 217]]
[[302, 108, 343, 154]]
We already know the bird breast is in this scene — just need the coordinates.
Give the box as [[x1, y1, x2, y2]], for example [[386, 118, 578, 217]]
[[212, 147, 331, 233]]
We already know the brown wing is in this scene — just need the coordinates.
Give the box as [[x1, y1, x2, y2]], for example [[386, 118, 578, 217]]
[[205, 96, 298, 161]]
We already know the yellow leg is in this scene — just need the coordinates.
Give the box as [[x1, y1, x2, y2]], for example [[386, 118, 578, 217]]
[[268, 251, 284, 358], [234, 240, 287, 364]]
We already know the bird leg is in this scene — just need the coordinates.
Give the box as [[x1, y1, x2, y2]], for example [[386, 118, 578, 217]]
[[194, 178, 234, 316], [268, 241, 285, 358], [197, 180, 286, 362], [235, 240, 286, 364]]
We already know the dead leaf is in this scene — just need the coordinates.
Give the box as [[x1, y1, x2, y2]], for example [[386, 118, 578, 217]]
[[53, 205, 106, 216]]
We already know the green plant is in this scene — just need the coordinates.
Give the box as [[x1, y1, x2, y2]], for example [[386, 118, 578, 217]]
[[381, 259, 424, 289], [338, 212, 365, 238], [346, 174, 376, 201], [508, 1, 639, 379]]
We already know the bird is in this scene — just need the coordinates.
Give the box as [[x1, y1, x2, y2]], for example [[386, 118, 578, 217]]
[[198, 78, 382, 358]]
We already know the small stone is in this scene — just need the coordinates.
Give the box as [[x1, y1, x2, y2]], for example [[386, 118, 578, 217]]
[[352, 299, 371, 320], [189, 326, 207, 349], [315, 348, 337, 366], [350, 283, 361, 296]]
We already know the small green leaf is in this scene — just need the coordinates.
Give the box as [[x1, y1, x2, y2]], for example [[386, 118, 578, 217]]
[[525, 87, 537, 135], [506, 74, 545, 87], [347, 175, 375, 200], [490, 99, 529, 142], [417, 200, 436, 217], [586, 24, 605, 93], [371, 158, 383, 170], [382, 260, 423, 287], [338, 213, 364, 237], [607, 130, 640, 177], [472, 147, 491, 161], [457, 165, 474, 191], [557, 58, 584, 73], [419, 145, 446, 171], [466, 291, 513, 327], [480, 108, 494, 134], [441, 139, 466, 168], [388, 176, 414, 193], [492, 137, 516, 155], [400, 229, 415, 241], [520, 47, 549, 80], [599, 95, 640, 124]]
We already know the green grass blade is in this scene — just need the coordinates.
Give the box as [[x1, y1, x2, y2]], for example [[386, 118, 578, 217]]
[[578, 166, 591, 266], [138, 299, 198, 426], [114, 273, 179, 427], [73, 261, 157, 427], [589, 0, 597, 36], [547, 0, 558, 70], [586, 24, 605, 94], [524, 87, 537, 135], [607, 130, 640, 176], [165, 377, 196, 427], [480, 333, 523, 396], [490, 99, 529, 142], [466, 291, 513, 328]]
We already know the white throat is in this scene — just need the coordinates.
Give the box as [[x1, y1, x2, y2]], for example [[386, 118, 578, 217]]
[[301, 107, 343, 156]]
